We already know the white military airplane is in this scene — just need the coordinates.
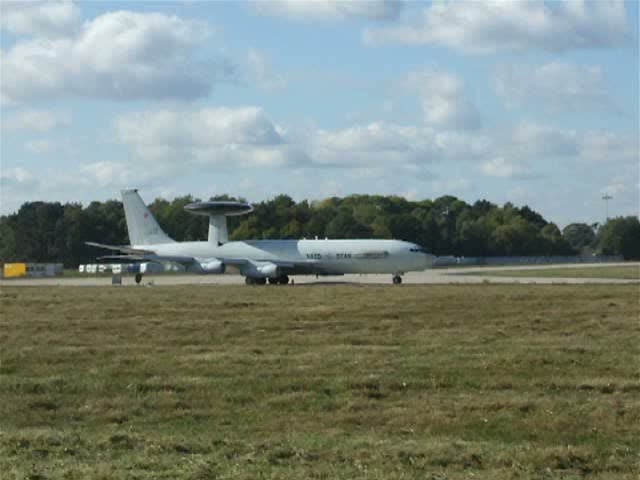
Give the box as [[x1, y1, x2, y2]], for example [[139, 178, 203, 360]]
[[88, 189, 435, 285]]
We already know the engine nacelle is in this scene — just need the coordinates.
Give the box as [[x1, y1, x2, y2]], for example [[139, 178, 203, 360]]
[[256, 263, 279, 278], [198, 259, 226, 274]]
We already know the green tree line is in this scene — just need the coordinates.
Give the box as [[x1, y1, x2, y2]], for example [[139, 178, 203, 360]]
[[1, 194, 638, 266]]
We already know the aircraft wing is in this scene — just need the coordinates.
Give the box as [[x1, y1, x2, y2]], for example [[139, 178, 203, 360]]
[[217, 258, 294, 268], [219, 257, 325, 275]]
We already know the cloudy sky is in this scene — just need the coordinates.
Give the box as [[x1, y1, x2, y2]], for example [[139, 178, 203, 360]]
[[1, 0, 638, 226]]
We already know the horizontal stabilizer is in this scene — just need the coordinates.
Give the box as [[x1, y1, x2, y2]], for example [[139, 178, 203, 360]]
[[85, 242, 152, 255], [88, 242, 196, 266], [97, 255, 145, 261]]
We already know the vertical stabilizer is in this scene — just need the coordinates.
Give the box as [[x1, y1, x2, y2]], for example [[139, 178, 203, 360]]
[[121, 189, 174, 246]]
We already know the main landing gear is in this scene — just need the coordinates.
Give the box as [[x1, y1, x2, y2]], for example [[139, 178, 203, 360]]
[[135, 273, 143, 284], [392, 274, 402, 285], [245, 275, 289, 285], [268, 275, 289, 285]]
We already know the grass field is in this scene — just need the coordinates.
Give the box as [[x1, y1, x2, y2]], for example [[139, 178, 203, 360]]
[[1, 284, 638, 479], [464, 265, 640, 280]]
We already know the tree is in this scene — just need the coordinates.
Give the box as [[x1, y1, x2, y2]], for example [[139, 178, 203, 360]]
[[491, 216, 539, 256], [518, 205, 547, 229], [326, 211, 372, 239], [596, 216, 640, 259], [282, 220, 303, 239], [455, 217, 490, 256], [230, 216, 260, 240], [0, 216, 17, 261], [13, 202, 65, 262], [387, 213, 420, 242], [541, 223, 574, 255], [370, 217, 392, 239], [563, 223, 596, 251]]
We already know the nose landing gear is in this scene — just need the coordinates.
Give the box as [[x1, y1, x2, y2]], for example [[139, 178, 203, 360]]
[[392, 274, 402, 285]]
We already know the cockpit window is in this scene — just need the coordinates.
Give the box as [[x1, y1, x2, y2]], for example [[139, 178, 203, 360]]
[[410, 247, 428, 254]]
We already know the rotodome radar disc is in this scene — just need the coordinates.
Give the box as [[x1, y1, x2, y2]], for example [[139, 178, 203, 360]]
[[184, 201, 253, 216]]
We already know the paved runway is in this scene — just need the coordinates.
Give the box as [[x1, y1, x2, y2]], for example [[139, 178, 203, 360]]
[[1, 263, 637, 287]]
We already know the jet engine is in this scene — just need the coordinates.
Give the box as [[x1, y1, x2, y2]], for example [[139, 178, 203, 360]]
[[257, 263, 279, 278], [197, 259, 226, 274]]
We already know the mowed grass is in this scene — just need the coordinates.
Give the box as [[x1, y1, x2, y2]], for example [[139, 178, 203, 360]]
[[464, 265, 640, 280], [1, 284, 638, 480]]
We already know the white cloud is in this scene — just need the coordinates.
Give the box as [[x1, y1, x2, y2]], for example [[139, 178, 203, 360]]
[[309, 122, 489, 166], [498, 121, 640, 176], [116, 107, 283, 147], [246, 48, 287, 90], [254, 0, 404, 21], [579, 130, 638, 165], [0, 167, 36, 187], [3, 109, 71, 132], [110, 105, 636, 203], [494, 62, 619, 113], [506, 121, 638, 167], [509, 121, 579, 157], [24, 138, 73, 155], [364, 0, 632, 53], [507, 186, 529, 202], [115, 107, 305, 169], [1, 10, 230, 102], [403, 68, 481, 130], [25, 139, 53, 154], [314, 122, 413, 153], [430, 178, 472, 196], [79, 161, 141, 188], [0, 0, 79, 37], [114, 104, 492, 173], [481, 157, 532, 179], [601, 179, 626, 196]]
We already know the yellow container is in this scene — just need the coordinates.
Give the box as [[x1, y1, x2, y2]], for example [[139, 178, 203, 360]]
[[4, 263, 27, 278]]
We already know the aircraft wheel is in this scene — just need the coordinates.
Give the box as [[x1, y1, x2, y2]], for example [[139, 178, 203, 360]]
[[279, 275, 290, 285], [268, 277, 279, 285], [245, 277, 255, 285], [135, 273, 143, 284], [256, 278, 267, 285], [392, 275, 402, 285]]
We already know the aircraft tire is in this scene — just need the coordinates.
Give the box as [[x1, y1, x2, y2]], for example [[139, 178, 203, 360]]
[[279, 275, 289, 285], [245, 277, 255, 285], [135, 273, 143, 284], [256, 278, 267, 285], [392, 275, 402, 285]]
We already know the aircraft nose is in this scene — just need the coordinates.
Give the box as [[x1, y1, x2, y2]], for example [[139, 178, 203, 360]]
[[408, 243, 433, 270], [423, 253, 436, 268]]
